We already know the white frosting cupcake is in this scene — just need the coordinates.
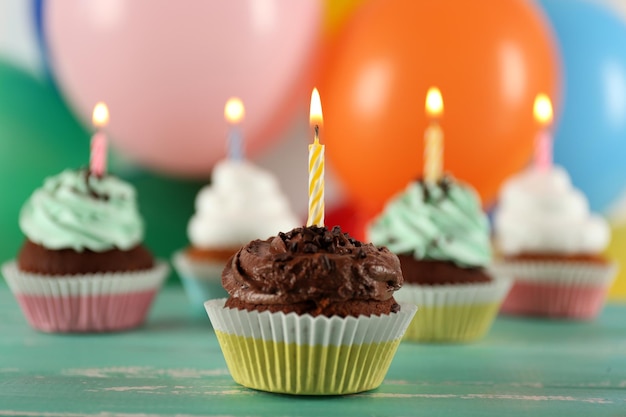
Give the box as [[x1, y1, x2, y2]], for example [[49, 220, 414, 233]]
[[188, 159, 300, 249], [492, 166, 616, 320], [174, 159, 300, 312], [493, 166, 610, 256]]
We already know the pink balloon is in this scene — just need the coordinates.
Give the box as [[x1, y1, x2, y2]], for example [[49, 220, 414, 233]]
[[46, 0, 322, 177]]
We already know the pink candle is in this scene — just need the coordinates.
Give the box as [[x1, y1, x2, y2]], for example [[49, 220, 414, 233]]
[[533, 93, 553, 171], [90, 102, 110, 177], [535, 130, 552, 171]]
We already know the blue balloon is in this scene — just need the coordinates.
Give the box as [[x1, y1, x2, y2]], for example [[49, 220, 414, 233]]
[[539, 0, 626, 213], [33, 0, 45, 49]]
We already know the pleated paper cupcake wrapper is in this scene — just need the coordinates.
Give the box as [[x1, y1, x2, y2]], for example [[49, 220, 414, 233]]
[[492, 260, 618, 320], [2, 260, 169, 333], [172, 250, 228, 312], [205, 298, 417, 395], [394, 276, 512, 343]]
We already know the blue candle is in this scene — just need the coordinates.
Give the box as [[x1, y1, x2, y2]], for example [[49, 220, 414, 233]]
[[224, 97, 245, 161]]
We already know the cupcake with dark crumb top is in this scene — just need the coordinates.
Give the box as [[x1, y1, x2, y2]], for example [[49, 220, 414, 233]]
[[205, 225, 416, 395], [368, 176, 511, 342], [2, 169, 168, 333]]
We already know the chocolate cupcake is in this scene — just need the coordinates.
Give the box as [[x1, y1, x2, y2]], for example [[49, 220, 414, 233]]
[[18, 239, 154, 275], [2, 169, 168, 333], [205, 225, 416, 395], [223, 226, 402, 316], [368, 176, 511, 342]]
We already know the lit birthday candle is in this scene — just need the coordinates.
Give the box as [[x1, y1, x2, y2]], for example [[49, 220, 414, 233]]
[[90, 102, 110, 177], [307, 88, 324, 227], [533, 93, 553, 171], [424, 87, 444, 182], [224, 97, 245, 161]]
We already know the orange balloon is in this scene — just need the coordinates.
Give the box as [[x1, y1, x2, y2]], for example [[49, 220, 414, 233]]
[[322, 0, 365, 39], [320, 0, 561, 215]]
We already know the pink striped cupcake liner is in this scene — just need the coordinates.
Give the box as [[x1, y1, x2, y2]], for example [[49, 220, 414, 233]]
[[2, 260, 169, 333], [493, 260, 617, 320]]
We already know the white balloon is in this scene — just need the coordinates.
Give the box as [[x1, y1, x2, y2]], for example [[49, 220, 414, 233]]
[[595, 0, 626, 23], [254, 105, 346, 219], [0, 0, 44, 77]]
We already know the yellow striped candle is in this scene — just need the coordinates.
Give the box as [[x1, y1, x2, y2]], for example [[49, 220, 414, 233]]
[[307, 88, 325, 227], [424, 87, 444, 182]]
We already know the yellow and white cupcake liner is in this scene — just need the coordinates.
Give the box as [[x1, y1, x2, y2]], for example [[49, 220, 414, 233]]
[[394, 275, 512, 343], [205, 298, 417, 395]]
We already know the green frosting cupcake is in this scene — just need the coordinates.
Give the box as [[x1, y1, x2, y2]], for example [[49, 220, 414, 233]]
[[368, 177, 491, 268], [19, 169, 144, 252]]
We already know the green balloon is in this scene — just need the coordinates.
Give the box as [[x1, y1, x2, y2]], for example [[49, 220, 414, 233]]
[[113, 161, 205, 281], [0, 62, 87, 265], [0, 62, 205, 283]]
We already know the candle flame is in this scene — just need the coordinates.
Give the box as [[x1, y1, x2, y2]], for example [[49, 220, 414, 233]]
[[310, 88, 323, 128], [533, 93, 553, 125], [224, 97, 245, 124], [92, 102, 109, 128], [425, 87, 443, 118]]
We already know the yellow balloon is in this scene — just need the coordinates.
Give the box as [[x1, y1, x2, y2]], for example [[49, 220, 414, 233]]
[[323, 0, 365, 37], [605, 221, 626, 300]]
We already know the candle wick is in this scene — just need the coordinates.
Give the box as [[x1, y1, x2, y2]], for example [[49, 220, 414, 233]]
[[314, 125, 320, 142], [84, 169, 107, 200]]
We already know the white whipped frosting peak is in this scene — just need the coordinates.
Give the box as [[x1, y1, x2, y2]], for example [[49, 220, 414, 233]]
[[494, 166, 610, 255], [188, 160, 301, 248]]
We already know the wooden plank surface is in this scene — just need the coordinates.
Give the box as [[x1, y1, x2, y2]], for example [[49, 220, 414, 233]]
[[0, 283, 624, 417]]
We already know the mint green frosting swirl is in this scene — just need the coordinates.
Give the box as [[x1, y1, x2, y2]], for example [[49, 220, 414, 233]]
[[367, 178, 492, 268], [19, 169, 144, 252]]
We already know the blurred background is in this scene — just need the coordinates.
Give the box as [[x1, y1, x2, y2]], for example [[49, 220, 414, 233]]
[[0, 0, 625, 299]]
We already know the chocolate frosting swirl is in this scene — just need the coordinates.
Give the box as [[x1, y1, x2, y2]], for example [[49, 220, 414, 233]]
[[222, 226, 403, 305]]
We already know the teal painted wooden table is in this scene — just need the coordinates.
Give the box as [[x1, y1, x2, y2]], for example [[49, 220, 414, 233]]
[[1, 283, 625, 417]]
